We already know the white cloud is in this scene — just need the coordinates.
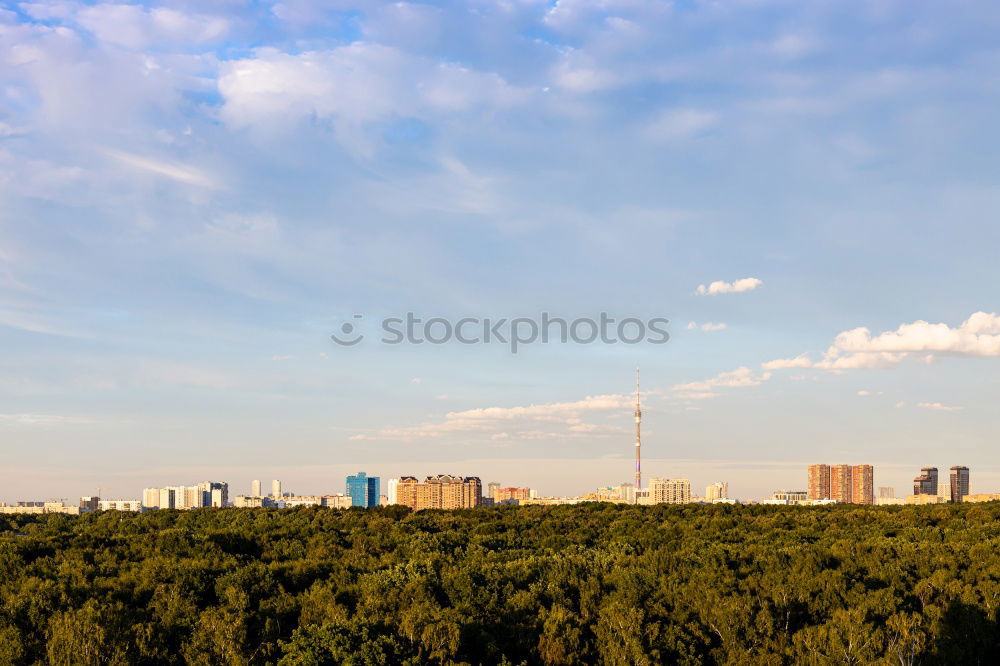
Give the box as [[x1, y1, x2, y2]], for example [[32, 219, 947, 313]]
[[688, 321, 727, 332], [38, 3, 230, 50], [918, 402, 962, 412], [762, 354, 814, 370], [672, 366, 771, 393], [697, 277, 763, 295], [857, 390, 870, 396], [764, 312, 1000, 372], [218, 44, 527, 152]]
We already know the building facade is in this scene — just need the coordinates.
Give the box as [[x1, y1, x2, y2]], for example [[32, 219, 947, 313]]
[[913, 467, 938, 495], [963, 494, 1000, 503], [851, 465, 874, 505], [494, 487, 532, 504], [706, 482, 728, 501], [98, 500, 142, 512], [808, 464, 875, 504], [346, 472, 380, 508], [907, 493, 948, 505], [648, 478, 691, 504], [141, 482, 228, 509], [0, 501, 81, 515], [771, 490, 808, 503], [830, 465, 852, 502], [808, 464, 831, 500], [395, 475, 482, 511], [950, 466, 970, 503]]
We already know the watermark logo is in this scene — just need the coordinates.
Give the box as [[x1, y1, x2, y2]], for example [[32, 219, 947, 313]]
[[330, 314, 365, 346], [330, 313, 670, 354]]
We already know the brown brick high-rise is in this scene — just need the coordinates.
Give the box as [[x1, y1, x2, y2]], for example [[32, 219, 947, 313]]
[[808, 464, 831, 500], [396, 475, 482, 511], [831, 465, 852, 503], [851, 465, 874, 505]]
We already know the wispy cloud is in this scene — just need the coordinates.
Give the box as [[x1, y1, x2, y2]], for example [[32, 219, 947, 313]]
[[917, 402, 962, 412], [105, 150, 220, 189], [350, 393, 634, 442], [672, 367, 771, 394], [0, 413, 95, 427]]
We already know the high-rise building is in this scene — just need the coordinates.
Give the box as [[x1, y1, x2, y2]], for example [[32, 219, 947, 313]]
[[495, 487, 532, 504], [808, 464, 831, 499], [395, 475, 482, 511], [139, 482, 227, 510], [913, 467, 938, 495], [851, 465, 874, 505], [830, 465, 852, 503], [950, 466, 970, 503], [272, 479, 282, 499], [79, 496, 100, 512], [486, 482, 501, 502], [251, 480, 261, 497], [158, 487, 175, 509], [649, 478, 691, 504], [346, 472, 381, 508], [204, 481, 228, 507], [705, 482, 728, 501], [387, 478, 400, 505], [809, 464, 876, 504], [878, 487, 895, 499], [142, 488, 160, 509]]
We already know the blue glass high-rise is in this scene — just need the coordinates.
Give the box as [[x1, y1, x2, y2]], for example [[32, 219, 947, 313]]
[[346, 472, 380, 508]]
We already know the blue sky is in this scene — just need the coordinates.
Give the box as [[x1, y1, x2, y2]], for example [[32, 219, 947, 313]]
[[2, 0, 1000, 502]]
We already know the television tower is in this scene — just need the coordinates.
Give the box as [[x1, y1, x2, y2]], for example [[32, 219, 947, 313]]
[[634, 366, 642, 494]]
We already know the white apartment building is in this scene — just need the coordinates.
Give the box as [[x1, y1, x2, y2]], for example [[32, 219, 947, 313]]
[[649, 478, 691, 504]]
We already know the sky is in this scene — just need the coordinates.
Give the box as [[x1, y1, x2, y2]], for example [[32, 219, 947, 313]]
[[2, 0, 1000, 503]]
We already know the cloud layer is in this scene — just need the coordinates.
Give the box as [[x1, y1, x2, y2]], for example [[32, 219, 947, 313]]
[[765, 312, 1000, 371]]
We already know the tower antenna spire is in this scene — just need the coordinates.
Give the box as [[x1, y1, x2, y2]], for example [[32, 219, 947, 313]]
[[634, 366, 641, 498]]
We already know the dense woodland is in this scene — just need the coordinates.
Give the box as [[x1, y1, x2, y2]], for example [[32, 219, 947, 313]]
[[2, 502, 1000, 665]]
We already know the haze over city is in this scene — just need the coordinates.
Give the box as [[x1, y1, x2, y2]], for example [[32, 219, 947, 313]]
[[3, 0, 1000, 503]]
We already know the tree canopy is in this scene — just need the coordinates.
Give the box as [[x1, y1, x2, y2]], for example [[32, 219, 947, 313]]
[[1, 502, 999, 664]]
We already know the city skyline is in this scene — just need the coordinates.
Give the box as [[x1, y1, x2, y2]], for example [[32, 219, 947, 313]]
[[2, 454, 987, 507], [4, 1, 1000, 502]]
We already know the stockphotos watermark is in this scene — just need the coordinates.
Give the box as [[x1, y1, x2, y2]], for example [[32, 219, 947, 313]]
[[330, 313, 671, 354]]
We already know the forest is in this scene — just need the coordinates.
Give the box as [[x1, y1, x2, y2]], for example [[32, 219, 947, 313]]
[[1, 501, 999, 665]]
